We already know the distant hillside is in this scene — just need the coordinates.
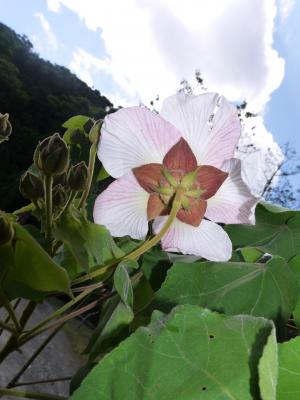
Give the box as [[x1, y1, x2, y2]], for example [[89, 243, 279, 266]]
[[0, 22, 113, 211]]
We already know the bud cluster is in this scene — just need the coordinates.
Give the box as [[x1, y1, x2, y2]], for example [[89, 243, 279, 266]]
[[0, 113, 12, 142], [67, 161, 88, 192], [34, 133, 69, 176], [19, 171, 44, 200]]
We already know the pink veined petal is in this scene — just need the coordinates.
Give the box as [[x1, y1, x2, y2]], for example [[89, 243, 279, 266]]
[[93, 171, 149, 239], [205, 159, 259, 224], [160, 93, 241, 168], [153, 217, 232, 261], [98, 107, 181, 178]]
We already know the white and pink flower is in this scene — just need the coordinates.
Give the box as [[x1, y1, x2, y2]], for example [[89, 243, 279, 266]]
[[93, 93, 258, 261]]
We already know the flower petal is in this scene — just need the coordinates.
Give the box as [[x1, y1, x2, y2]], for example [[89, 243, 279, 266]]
[[177, 198, 207, 227], [161, 93, 240, 168], [163, 137, 197, 173], [196, 165, 228, 200], [93, 171, 149, 239], [98, 107, 181, 178], [153, 217, 232, 261], [147, 193, 168, 221], [133, 163, 163, 193], [205, 159, 259, 224]]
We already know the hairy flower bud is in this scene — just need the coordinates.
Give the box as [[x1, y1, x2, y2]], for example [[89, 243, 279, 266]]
[[89, 120, 102, 144], [67, 161, 88, 192], [83, 118, 94, 134], [34, 133, 69, 176], [19, 171, 44, 200], [0, 113, 12, 142], [52, 184, 67, 208], [0, 214, 14, 245], [70, 129, 87, 146], [53, 171, 67, 187]]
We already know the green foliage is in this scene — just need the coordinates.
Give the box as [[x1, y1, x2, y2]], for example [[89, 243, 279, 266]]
[[0, 22, 112, 211], [277, 337, 300, 399], [71, 305, 275, 400], [1, 224, 70, 298], [225, 203, 300, 260], [53, 209, 123, 278], [152, 257, 299, 328]]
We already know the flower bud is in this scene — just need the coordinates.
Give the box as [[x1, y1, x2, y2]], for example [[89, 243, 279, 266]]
[[19, 171, 44, 200], [0, 113, 12, 142], [70, 129, 87, 146], [89, 120, 102, 144], [0, 214, 14, 245], [52, 184, 67, 208], [67, 161, 88, 192], [34, 133, 69, 176], [83, 118, 94, 133], [53, 171, 67, 187]]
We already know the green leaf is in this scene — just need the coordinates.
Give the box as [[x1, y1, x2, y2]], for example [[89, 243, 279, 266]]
[[97, 165, 110, 181], [240, 247, 264, 263], [141, 247, 171, 291], [225, 203, 300, 260], [62, 115, 91, 129], [72, 305, 274, 400], [114, 263, 133, 307], [62, 115, 90, 144], [5, 224, 70, 295], [84, 296, 134, 362], [153, 257, 299, 327], [277, 336, 300, 399], [53, 210, 123, 278], [258, 326, 278, 400]]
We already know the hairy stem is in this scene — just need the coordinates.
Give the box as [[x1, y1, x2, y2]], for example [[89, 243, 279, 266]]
[[55, 190, 76, 220], [78, 140, 98, 209], [72, 186, 185, 285], [0, 290, 21, 333], [44, 175, 53, 239]]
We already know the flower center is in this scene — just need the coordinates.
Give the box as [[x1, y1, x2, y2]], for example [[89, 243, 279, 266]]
[[133, 137, 228, 227]]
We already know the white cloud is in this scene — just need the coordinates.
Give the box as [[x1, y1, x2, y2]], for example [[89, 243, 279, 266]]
[[50, 0, 286, 195], [47, 0, 62, 13], [278, 0, 295, 22], [70, 47, 110, 87], [34, 12, 58, 52], [49, 0, 284, 113]]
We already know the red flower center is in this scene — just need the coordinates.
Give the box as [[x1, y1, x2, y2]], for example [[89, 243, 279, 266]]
[[133, 138, 228, 226]]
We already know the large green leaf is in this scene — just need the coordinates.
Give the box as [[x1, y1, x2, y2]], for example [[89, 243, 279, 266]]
[[54, 210, 123, 278], [277, 336, 300, 399], [152, 257, 299, 327], [62, 115, 90, 144], [4, 224, 70, 295], [225, 203, 300, 260], [258, 326, 278, 400], [72, 305, 274, 400], [84, 296, 134, 362]]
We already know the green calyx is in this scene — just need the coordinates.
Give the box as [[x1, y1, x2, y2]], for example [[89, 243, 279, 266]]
[[34, 133, 69, 176], [19, 171, 44, 200], [180, 168, 199, 189], [162, 168, 178, 187]]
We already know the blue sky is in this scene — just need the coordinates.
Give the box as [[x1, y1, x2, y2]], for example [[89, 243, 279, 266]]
[[0, 0, 299, 190]]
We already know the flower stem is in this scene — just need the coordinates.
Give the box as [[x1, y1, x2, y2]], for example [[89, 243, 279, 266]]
[[125, 187, 185, 260], [44, 175, 53, 240], [78, 141, 98, 209], [13, 203, 35, 216], [0, 387, 67, 400], [0, 290, 21, 333], [55, 190, 76, 220], [72, 186, 185, 285], [17, 285, 96, 346]]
